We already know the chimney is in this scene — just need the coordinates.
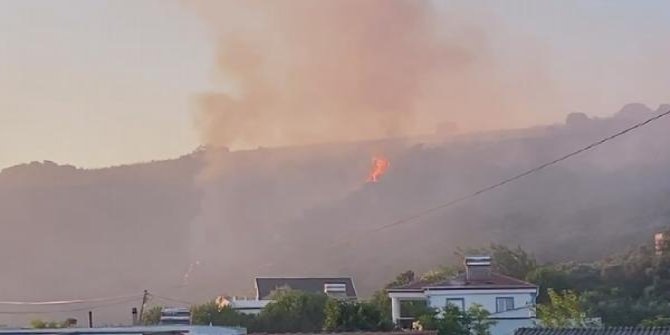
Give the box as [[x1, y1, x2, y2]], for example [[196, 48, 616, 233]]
[[132, 308, 138, 326], [465, 256, 492, 281], [324, 283, 347, 299]]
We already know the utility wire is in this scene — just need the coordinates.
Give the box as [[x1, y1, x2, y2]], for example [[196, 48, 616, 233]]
[[0, 291, 194, 315], [148, 294, 195, 306], [325, 109, 670, 248], [0, 297, 139, 315], [0, 294, 142, 306], [2, 110, 668, 309]]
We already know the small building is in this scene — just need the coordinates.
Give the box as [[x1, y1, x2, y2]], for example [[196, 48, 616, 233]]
[[160, 307, 191, 325], [388, 256, 538, 335], [217, 276, 357, 315]]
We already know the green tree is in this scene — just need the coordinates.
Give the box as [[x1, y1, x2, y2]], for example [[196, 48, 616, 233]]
[[30, 320, 47, 329], [526, 266, 571, 303], [255, 289, 328, 333], [646, 254, 670, 300], [369, 270, 422, 323], [142, 306, 163, 326], [370, 289, 392, 321], [537, 289, 589, 327], [458, 244, 537, 279], [30, 319, 68, 329], [416, 305, 466, 335], [191, 302, 257, 330], [468, 305, 496, 335], [416, 304, 495, 335], [323, 299, 392, 332], [420, 266, 456, 283], [641, 316, 670, 327], [387, 270, 416, 288]]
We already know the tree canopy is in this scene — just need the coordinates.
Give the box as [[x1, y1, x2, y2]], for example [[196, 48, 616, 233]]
[[323, 299, 392, 332], [417, 304, 496, 335], [536, 289, 589, 328], [143, 242, 670, 332]]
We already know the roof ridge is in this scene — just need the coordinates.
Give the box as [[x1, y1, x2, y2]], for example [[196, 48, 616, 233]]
[[491, 272, 539, 287]]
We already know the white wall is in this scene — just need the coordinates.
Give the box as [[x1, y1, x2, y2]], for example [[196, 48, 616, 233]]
[[426, 289, 537, 335], [426, 289, 536, 317]]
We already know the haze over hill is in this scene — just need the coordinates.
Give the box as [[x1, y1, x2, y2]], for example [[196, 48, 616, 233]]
[[1, 103, 669, 325]]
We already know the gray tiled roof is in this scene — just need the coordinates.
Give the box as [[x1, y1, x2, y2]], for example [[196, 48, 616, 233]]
[[255, 277, 357, 299], [515, 328, 670, 335], [388, 272, 537, 292]]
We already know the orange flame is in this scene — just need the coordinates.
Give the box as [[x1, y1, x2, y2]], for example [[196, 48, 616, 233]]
[[367, 156, 390, 183]]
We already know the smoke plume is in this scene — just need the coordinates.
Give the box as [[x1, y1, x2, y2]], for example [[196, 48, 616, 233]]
[[188, 0, 559, 150]]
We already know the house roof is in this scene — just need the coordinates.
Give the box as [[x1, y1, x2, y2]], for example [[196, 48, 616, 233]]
[[515, 328, 670, 335], [255, 277, 357, 299], [388, 272, 537, 292]]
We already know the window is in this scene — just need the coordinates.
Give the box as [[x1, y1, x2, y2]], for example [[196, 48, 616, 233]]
[[496, 297, 515, 313], [446, 298, 465, 311]]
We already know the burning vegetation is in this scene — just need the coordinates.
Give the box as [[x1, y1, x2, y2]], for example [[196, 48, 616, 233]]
[[367, 156, 390, 183]]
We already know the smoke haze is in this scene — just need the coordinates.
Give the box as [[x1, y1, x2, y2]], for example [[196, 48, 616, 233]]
[[4, 0, 670, 328], [1, 105, 670, 326], [188, 0, 560, 150]]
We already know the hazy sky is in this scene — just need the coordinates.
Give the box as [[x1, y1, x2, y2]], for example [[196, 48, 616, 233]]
[[0, 0, 668, 169]]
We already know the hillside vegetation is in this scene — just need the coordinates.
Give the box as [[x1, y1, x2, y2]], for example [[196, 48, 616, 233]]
[[1, 103, 669, 324]]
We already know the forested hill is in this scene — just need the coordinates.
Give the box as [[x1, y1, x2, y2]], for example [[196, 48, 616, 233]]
[[1, 103, 669, 325]]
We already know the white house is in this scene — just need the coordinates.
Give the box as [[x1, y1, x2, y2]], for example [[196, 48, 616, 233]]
[[387, 256, 538, 335]]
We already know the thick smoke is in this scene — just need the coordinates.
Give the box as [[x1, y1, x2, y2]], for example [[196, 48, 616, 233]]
[[188, 0, 559, 150], [182, 0, 561, 295]]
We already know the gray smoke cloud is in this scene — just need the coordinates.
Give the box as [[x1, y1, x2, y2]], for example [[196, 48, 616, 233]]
[[187, 0, 561, 151]]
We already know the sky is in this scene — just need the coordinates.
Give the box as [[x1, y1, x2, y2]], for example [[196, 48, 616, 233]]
[[0, 0, 669, 170]]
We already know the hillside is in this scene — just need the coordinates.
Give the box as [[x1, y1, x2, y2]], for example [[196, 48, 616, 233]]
[[1, 103, 669, 325]]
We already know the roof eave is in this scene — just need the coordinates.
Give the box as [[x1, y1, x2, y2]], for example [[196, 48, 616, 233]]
[[386, 288, 424, 293], [425, 285, 538, 290]]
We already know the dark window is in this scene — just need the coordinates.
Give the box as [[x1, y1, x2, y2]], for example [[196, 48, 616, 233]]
[[446, 298, 465, 311], [496, 297, 515, 313]]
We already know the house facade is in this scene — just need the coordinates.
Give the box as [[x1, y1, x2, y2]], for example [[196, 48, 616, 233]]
[[388, 256, 538, 335], [254, 276, 357, 300], [217, 276, 357, 315]]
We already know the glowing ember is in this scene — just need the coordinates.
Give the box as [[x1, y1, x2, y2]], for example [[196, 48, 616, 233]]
[[182, 260, 201, 285], [367, 156, 390, 183]]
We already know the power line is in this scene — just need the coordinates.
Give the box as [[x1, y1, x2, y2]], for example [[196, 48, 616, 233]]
[[0, 293, 142, 306], [2, 109, 667, 311], [330, 109, 670, 246], [0, 297, 139, 315], [0, 291, 195, 316], [149, 294, 195, 306], [256, 109, 670, 270]]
